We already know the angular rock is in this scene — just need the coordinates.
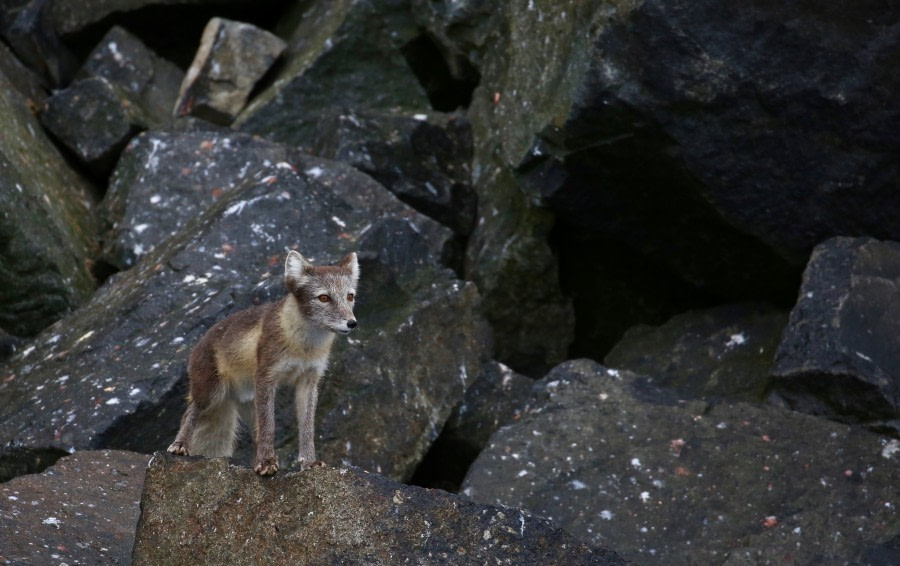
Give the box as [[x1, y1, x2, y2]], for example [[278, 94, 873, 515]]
[[0, 0, 77, 86], [314, 108, 477, 237], [463, 359, 900, 565], [175, 18, 286, 125], [133, 452, 626, 565], [0, 37, 47, 104], [79, 25, 184, 124], [556, 1, 900, 265], [772, 237, 900, 432], [41, 76, 155, 175], [0, 68, 98, 337], [605, 303, 788, 402], [0, 450, 149, 565], [100, 130, 302, 269], [410, 0, 498, 80], [235, 0, 429, 148], [1, 155, 489, 482]]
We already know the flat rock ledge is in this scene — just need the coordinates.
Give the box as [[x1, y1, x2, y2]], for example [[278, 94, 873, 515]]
[[132, 452, 627, 565]]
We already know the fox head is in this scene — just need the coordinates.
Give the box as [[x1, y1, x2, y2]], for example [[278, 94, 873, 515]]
[[284, 250, 359, 335]]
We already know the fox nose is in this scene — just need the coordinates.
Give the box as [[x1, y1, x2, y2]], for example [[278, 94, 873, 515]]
[[347, 320, 357, 329]]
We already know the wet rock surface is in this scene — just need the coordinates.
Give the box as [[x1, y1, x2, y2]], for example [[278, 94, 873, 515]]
[[0, 450, 149, 565], [463, 359, 900, 565], [772, 237, 900, 433], [133, 452, 627, 565]]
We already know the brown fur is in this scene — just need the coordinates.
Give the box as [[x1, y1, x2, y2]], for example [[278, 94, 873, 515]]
[[167, 251, 359, 476]]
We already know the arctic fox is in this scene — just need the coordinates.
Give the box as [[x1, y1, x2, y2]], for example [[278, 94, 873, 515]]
[[167, 250, 359, 476]]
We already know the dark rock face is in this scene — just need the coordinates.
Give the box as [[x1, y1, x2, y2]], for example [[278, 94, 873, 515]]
[[0, 450, 150, 565], [314, 109, 477, 237], [41, 76, 153, 175], [0, 0, 77, 86], [0, 68, 98, 337], [463, 359, 900, 565], [1, 154, 489, 483], [78, 25, 184, 124], [235, 0, 429, 147], [606, 303, 788, 402], [772, 237, 900, 433], [174, 17, 286, 125], [132, 452, 627, 565], [577, 1, 900, 264]]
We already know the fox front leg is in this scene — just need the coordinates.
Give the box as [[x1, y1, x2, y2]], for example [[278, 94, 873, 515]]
[[253, 374, 279, 476], [167, 401, 199, 455], [295, 372, 324, 470]]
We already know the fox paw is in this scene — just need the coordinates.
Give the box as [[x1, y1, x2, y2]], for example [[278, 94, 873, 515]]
[[167, 442, 189, 456], [254, 457, 279, 476], [300, 459, 326, 471]]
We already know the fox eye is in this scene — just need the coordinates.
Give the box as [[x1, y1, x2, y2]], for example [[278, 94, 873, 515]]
[[318, 294, 330, 303], [347, 293, 355, 302]]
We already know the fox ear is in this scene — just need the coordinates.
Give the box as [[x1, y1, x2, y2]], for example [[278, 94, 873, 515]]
[[341, 252, 359, 284], [285, 250, 311, 289]]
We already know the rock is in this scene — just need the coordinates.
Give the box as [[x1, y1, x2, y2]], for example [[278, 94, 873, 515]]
[[605, 303, 788, 402], [314, 108, 477, 238], [132, 452, 626, 565], [562, 1, 900, 265], [0, 154, 489, 483], [48, 0, 286, 36], [0, 0, 77, 86], [0, 68, 98, 337], [462, 359, 900, 565], [79, 25, 184, 124], [0, 450, 149, 565], [772, 237, 900, 433], [0, 37, 47, 104], [175, 18, 286, 125], [100, 130, 301, 269], [0, 328, 24, 364], [410, 0, 498, 80], [41, 77, 158, 176], [412, 360, 532, 491], [235, 0, 429, 148]]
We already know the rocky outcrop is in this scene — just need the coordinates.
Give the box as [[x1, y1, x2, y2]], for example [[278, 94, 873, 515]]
[[0, 67, 98, 337], [463, 359, 900, 565], [606, 303, 788, 402], [772, 237, 900, 433], [0, 450, 150, 565], [0, 153, 489, 483], [132, 452, 626, 565]]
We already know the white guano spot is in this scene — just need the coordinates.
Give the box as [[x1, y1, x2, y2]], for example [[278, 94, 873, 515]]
[[42, 517, 62, 528], [570, 479, 587, 490], [725, 333, 747, 348], [106, 398, 120, 405], [331, 216, 347, 228], [631, 458, 642, 469], [600, 510, 614, 521], [305, 166, 324, 178]]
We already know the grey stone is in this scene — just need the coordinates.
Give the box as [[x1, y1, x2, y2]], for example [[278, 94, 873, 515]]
[[40, 76, 155, 175], [1, 155, 489, 483], [235, 0, 429, 148], [100, 130, 302, 269], [0, 450, 150, 565], [0, 0, 77, 86], [0, 68, 98, 337], [605, 303, 788, 402], [463, 359, 900, 565], [314, 108, 477, 237], [772, 237, 900, 432], [0, 36, 47, 104], [132, 452, 627, 565], [79, 25, 184, 124], [175, 18, 286, 125]]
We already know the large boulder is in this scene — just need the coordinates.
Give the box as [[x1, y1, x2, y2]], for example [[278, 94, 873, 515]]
[[132, 452, 627, 565], [0, 450, 149, 565], [463, 359, 900, 564], [0, 67, 98, 337], [772, 237, 900, 433], [235, 0, 429, 148], [0, 152, 490, 482], [605, 303, 788, 402]]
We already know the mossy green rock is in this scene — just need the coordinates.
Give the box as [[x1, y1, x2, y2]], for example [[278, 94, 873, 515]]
[[0, 69, 97, 336]]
